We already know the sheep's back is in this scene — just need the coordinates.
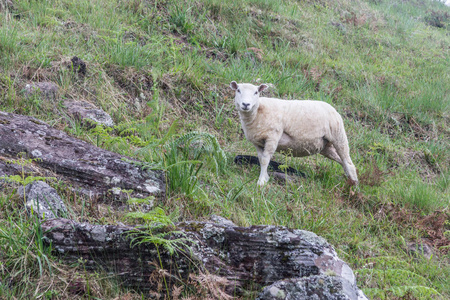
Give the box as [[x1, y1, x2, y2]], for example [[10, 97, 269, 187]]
[[257, 98, 344, 155], [259, 98, 342, 129]]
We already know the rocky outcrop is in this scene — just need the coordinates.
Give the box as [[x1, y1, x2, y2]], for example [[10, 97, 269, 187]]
[[256, 275, 367, 300], [0, 111, 165, 201], [18, 181, 68, 220], [22, 77, 114, 127], [64, 100, 115, 127], [24, 82, 59, 101], [41, 217, 368, 299], [2, 111, 367, 298]]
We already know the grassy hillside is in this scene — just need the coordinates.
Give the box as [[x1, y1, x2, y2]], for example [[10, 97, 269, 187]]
[[1, 0, 449, 299]]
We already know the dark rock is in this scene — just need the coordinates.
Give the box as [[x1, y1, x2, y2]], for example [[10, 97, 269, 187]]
[[17, 181, 67, 220], [0, 158, 21, 178], [407, 241, 434, 260], [234, 155, 306, 177], [0, 111, 165, 201], [69, 56, 87, 77], [256, 275, 368, 300], [41, 218, 366, 297], [23, 82, 58, 101], [65, 100, 114, 127], [270, 171, 294, 184]]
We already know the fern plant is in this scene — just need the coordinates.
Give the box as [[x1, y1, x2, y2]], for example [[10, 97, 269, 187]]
[[125, 206, 193, 296], [0, 154, 55, 204], [135, 130, 227, 197], [356, 256, 441, 299], [126, 208, 190, 255], [163, 131, 227, 195]]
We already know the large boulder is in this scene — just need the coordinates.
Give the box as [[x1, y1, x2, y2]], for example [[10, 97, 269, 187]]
[[41, 217, 367, 298], [0, 111, 165, 201]]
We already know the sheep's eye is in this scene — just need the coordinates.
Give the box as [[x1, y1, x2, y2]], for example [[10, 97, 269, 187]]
[[254, 91, 258, 95], [237, 89, 241, 93]]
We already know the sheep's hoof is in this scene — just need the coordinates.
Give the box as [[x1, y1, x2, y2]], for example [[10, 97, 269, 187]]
[[258, 179, 267, 186], [257, 178, 269, 186], [346, 178, 358, 186]]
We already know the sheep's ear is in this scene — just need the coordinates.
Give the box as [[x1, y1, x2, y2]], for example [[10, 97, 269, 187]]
[[230, 81, 238, 90], [258, 84, 268, 93]]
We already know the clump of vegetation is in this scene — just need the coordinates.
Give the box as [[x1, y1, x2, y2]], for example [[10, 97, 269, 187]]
[[0, 0, 449, 299], [424, 10, 450, 28]]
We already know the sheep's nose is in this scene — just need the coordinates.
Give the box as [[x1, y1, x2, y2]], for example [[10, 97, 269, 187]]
[[242, 103, 250, 110]]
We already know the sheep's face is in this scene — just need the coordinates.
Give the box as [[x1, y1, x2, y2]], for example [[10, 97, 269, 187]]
[[230, 81, 268, 112]]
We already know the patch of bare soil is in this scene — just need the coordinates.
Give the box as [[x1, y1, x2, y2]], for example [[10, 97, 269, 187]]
[[105, 65, 154, 99], [368, 199, 449, 254], [170, 31, 229, 62], [21, 60, 65, 83], [339, 184, 449, 255], [384, 114, 438, 142], [345, 108, 439, 143], [20, 56, 89, 86], [204, 48, 229, 62], [104, 65, 154, 117], [399, 149, 441, 181], [359, 161, 385, 187], [416, 211, 449, 253]]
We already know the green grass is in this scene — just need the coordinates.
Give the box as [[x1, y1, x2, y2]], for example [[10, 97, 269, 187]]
[[1, 0, 449, 298]]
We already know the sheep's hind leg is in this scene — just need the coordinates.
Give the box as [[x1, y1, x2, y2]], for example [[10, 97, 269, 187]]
[[332, 141, 358, 185], [320, 143, 343, 165]]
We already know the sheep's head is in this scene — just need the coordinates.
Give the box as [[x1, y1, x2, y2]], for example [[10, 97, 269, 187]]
[[230, 81, 268, 112]]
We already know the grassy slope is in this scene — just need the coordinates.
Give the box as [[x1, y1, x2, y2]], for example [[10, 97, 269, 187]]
[[1, 0, 449, 299]]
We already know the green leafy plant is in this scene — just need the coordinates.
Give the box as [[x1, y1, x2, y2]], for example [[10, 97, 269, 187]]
[[0, 154, 55, 204], [125, 207, 192, 295], [169, 5, 194, 34], [162, 131, 227, 196]]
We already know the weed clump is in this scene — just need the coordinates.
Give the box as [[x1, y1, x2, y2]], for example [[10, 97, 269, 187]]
[[424, 10, 450, 28]]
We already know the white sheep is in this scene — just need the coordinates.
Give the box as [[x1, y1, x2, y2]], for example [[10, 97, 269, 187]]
[[230, 81, 358, 186]]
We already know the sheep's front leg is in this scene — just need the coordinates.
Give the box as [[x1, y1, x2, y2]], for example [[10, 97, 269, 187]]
[[256, 140, 278, 186]]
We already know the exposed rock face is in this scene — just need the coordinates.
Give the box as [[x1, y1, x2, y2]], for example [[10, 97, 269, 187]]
[[41, 218, 367, 298], [23, 82, 59, 101], [0, 158, 21, 177], [22, 78, 113, 128], [18, 181, 68, 220], [65, 100, 115, 127], [209, 214, 237, 227], [256, 275, 367, 300], [41, 218, 195, 294], [0, 111, 165, 201], [407, 241, 434, 260]]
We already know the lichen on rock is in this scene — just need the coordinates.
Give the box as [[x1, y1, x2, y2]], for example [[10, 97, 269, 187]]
[[18, 181, 67, 220]]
